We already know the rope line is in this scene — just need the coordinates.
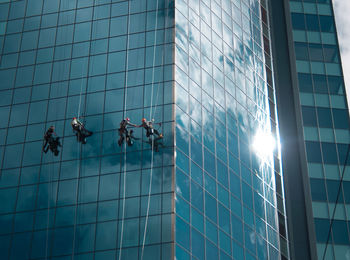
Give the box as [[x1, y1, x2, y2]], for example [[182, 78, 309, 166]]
[[321, 143, 350, 260], [118, 0, 131, 258], [141, 1, 160, 259], [72, 0, 92, 256], [44, 157, 53, 260]]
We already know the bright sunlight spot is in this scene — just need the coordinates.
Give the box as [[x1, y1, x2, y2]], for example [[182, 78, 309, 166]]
[[252, 129, 276, 160]]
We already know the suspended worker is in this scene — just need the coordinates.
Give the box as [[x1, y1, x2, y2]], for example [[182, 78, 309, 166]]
[[43, 126, 62, 156], [43, 126, 55, 152], [48, 137, 62, 156], [126, 129, 139, 146], [140, 118, 163, 151], [71, 117, 93, 144], [139, 118, 162, 138], [118, 117, 138, 146], [144, 133, 164, 152]]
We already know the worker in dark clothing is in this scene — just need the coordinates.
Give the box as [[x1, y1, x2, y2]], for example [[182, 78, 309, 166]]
[[48, 137, 62, 156], [126, 129, 139, 146], [118, 117, 137, 146], [144, 133, 164, 152], [139, 118, 162, 138], [43, 126, 56, 153], [71, 117, 93, 144], [43, 126, 62, 156]]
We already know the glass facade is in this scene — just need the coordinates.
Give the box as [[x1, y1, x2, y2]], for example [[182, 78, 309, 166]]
[[0, 0, 174, 259], [174, 0, 289, 259], [0, 0, 292, 259], [288, 0, 350, 259]]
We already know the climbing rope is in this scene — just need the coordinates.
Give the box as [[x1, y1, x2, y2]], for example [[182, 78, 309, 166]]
[[44, 156, 53, 260], [141, 0, 161, 258], [118, 0, 132, 259], [71, 1, 94, 258]]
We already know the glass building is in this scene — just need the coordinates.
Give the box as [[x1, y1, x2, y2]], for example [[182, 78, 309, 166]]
[[0, 0, 174, 259], [270, 0, 350, 260], [1, 0, 348, 260]]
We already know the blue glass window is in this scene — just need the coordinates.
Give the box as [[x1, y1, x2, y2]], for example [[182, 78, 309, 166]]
[[192, 228, 205, 259], [191, 181, 203, 212], [314, 218, 330, 243], [74, 22, 92, 42], [332, 220, 349, 244], [323, 45, 339, 63], [310, 178, 327, 201], [52, 227, 74, 256], [76, 7, 93, 23], [10, 232, 31, 259], [305, 14, 319, 31], [0, 188, 17, 214], [326, 180, 343, 203], [294, 42, 309, 60], [230, 171, 241, 199], [206, 239, 219, 259], [328, 76, 344, 94], [176, 217, 190, 249], [75, 224, 96, 253], [57, 179, 78, 206], [9, 1, 25, 19], [305, 141, 322, 163], [313, 74, 328, 93], [322, 143, 338, 164], [317, 108, 333, 128], [319, 15, 335, 32], [95, 221, 117, 250], [309, 44, 323, 62], [99, 174, 120, 200], [302, 106, 317, 126], [41, 13, 58, 28], [205, 193, 217, 223], [332, 109, 349, 129], [218, 204, 230, 234]]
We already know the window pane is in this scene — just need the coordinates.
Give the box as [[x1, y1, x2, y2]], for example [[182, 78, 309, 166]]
[[305, 14, 319, 31]]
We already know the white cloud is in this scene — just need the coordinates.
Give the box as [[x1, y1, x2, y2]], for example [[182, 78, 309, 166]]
[[332, 0, 350, 106]]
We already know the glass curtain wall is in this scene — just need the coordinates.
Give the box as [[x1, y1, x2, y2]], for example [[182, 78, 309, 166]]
[[289, 0, 350, 259], [0, 0, 174, 259], [174, 0, 290, 259]]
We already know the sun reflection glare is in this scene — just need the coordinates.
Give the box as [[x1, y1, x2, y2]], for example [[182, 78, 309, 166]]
[[252, 129, 276, 160]]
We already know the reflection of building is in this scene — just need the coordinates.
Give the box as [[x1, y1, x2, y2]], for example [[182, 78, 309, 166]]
[[0, 1, 348, 260]]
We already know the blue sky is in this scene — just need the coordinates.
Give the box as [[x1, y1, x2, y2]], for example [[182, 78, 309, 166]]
[[333, 0, 350, 105]]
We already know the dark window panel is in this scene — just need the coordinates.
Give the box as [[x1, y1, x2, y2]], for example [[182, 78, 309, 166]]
[[305, 14, 319, 31], [302, 106, 318, 126], [326, 180, 343, 203], [310, 178, 327, 202], [328, 76, 345, 94], [322, 142, 338, 164], [298, 73, 313, 92], [305, 141, 322, 163], [317, 107, 333, 128], [337, 143, 350, 166], [323, 44, 339, 63], [314, 218, 330, 243], [343, 182, 350, 203], [332, 220, 350, 244], [294, 42, 309, 60], [313, 74, 328, 94], [309, 43, 323, 62], [291, 13, 306, 30], [332, 109, 350, 129], [320, 15, 335, 32]]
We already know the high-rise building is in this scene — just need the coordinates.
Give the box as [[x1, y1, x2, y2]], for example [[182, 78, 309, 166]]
[[0, 0, 348, 260], [270, 1, 350, 260]]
